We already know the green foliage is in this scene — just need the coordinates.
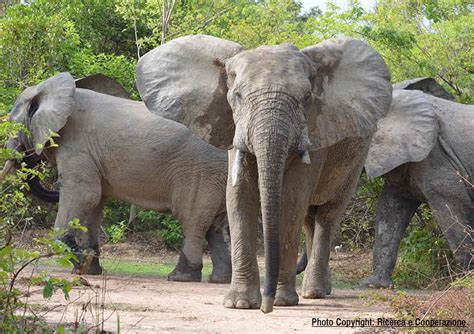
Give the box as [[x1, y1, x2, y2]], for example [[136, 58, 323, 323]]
[[0, 141, 82, 331], [393, 215, 455, 289], [103, 200, 183, 249], [450, 272, 474, 295], [106, 220, 128, 244], [360, 0, 473, 102], [337, 175, 383, 249], [155, 213, 182, 249]]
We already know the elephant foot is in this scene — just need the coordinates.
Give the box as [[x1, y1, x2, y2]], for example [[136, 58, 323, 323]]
[[208, 272, 231, 284], [223, 285, 261, 309], [360, 274, 392, 289], [168, 252, 203, 282], [274, 285, 299, 306], [72, 248, 98, 275], [86, 257, 103, 275], [168, 270, 202, 282], [302, 281, 331, 299]]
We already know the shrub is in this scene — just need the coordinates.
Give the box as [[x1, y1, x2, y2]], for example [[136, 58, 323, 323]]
[[393, 213, 455, 289]]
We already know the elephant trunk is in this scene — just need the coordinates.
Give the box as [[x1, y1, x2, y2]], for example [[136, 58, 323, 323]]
[[1, 137, 59, 203], [23, 158, 60, 203], [252, 112, 291, 313]]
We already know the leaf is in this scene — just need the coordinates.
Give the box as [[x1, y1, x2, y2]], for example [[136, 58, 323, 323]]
[[0, 245, 13, 258], [43, 283, 53, 298]]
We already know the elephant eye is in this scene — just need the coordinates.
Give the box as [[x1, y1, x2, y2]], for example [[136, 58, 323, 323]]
[[28, 99, 39, 117]]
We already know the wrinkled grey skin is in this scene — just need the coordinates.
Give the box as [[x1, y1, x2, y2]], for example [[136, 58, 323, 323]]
[[3, 72, 231, 283], [136, 35, 392, 312], [361, 78, 474, 288]]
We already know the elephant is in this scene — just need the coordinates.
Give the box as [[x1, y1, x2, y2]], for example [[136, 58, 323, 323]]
[[1, 72, 232, 283], [360, 78, 474, 288], [0, 73, 130, 204], [136, 35, 392, 312]]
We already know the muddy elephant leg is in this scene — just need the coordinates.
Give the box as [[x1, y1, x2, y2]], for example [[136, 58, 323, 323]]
[[206, 214, 232, 283], [224, 151, 261, 309], [275, 159, 319, 306], [168, 219, 207, 282], [54, 165, 103, 275], [361, 182, 420, 288], [81, 199, 106, 275]]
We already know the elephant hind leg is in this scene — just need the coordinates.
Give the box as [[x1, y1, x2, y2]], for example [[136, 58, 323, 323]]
[[206, 213, 232, 284], [168, 218, 207, 282], [302, 197, 356, 299], [360, 181, 420, 288]]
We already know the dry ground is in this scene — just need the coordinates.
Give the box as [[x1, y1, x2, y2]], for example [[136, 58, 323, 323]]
[[23, 259, 398, 334], [13, 230, 470, 333]]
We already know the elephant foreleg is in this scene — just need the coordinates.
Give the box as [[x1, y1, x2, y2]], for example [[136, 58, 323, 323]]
[[224, 151, 261, 309], [54, 168, 104, 275], [275, 158, 320, 306], [360, 181, 420, 288]]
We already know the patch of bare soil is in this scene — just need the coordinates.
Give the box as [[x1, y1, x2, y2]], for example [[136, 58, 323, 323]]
[[24, 266, 395, 333]]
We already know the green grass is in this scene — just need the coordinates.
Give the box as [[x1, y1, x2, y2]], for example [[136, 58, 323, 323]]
[[37, 257, 358, 289], [101, 259, 213, 277], [37, 257, 213, 278]]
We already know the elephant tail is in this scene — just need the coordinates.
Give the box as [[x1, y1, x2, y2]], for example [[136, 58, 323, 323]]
[[296, 244, 308, 275]]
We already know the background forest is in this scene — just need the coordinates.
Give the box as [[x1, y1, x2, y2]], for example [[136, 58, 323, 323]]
[[0, 0, 472, 290]]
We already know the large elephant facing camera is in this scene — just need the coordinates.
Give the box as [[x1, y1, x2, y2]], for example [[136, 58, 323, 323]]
[[361, 78, 474, 288], [2, 72, 232, 283], [137, 35, 392, 312]]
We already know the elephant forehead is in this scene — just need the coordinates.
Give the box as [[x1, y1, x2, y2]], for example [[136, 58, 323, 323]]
[[229, 49, 312, 93], [231, 48, 310, 76]]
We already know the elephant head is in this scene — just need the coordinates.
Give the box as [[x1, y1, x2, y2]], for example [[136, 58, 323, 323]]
[[365, 78, 453, 178], [1, 73, 130, 203], [137, 35, 392, 312]]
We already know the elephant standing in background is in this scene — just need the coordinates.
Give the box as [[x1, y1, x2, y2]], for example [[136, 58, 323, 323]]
[[361, 78, 473, 288], [136, 35, 392, 312], [1, 72, 231, 283]]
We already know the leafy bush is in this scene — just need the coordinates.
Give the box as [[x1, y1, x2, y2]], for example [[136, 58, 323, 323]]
[[0, 124, 83, 331], [393, 214, 455, 289], [103, 200, 183, 249], [337, 175, 383, 250], [105, 220, 128, 244]]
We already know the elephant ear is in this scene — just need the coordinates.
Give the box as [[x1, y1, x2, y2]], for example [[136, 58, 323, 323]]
[[365, 90, 439, 178], [393, 77, 454, 101], [10, 72, 75, 155], [136, 35, 244, 148], [75, 73, 130, 99], [303, 38, 392, 149]]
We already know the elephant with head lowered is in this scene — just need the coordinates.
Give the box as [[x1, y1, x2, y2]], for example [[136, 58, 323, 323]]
[[360, 78, 473, 288], [136, 35, 392, 312], [1, 72, 231, 283]]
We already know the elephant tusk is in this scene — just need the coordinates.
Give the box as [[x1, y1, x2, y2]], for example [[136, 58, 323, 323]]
[[0, 160, 16, 181], [231, 149, 243, 187], [300, 150, 311, 165]]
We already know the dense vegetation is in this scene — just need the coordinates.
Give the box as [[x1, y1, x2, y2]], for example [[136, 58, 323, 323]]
[[0, 2, 472, 315]]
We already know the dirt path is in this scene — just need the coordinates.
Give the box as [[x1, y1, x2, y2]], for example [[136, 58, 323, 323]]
[[24, 269, 396, 333]]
